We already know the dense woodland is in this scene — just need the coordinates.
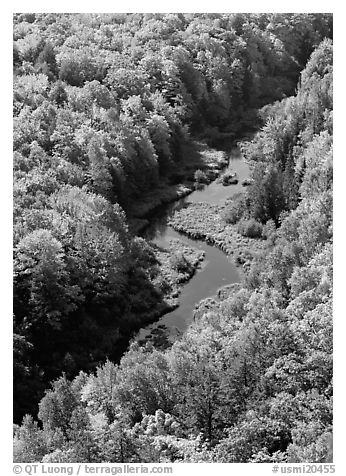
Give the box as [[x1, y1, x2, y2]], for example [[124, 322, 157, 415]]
[[13, 13, 332, 463]]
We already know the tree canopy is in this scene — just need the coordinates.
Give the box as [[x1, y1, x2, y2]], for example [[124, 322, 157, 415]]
[[13, 13, 332, 463]]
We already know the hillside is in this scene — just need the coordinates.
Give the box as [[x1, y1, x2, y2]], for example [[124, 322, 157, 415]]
[[13, 13, 332, 463]]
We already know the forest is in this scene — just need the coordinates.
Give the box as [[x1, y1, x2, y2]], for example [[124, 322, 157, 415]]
[[13, 13, 333, 463]]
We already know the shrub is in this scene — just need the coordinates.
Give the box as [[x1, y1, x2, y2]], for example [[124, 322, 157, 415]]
[[234, 252, 245, 265], [237, 218, 263, 238], [155, 275, 171, 295], [194, 169, 209, 184], [223, 206, 240, 224], [262, 219, 277, 242], [170, 252, 191, 273], [222, 193, 247, 224]]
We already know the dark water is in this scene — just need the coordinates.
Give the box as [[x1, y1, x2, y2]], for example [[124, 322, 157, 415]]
[[137, 146, 250, 343]]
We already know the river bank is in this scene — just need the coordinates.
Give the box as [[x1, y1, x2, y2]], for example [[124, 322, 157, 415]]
[[169, 201, 266, 272], [128, 133, 269, 350], [132, 138, 260, 348], [151, 238, 205, 309], [127, 140, 229, 234]]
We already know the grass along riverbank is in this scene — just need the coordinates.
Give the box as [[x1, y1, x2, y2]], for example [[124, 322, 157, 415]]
[[169, 201, 267, 271], [151, 238, 205, 309], [135, 238, 205, 348], [127, 140, 229, 233]]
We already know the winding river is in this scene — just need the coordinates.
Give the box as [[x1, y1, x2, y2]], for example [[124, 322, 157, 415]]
[[137, 144, 251, 343]]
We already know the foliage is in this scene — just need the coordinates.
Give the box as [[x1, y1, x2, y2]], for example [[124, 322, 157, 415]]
[[237, 217, 263, 238], [194, 169, 209, 184], [13, 13, 332, 464], [222, 192, 248, 224], [169, 252, 192, 273]]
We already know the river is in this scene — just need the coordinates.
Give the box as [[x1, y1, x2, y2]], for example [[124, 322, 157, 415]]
[[137, 144, 250, 344]]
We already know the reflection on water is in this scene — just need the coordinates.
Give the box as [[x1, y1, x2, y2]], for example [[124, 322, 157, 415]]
[[137, 146, 250, 344]]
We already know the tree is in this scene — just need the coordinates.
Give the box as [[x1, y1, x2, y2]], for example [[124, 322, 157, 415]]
[[87, 139, 113, 199], [248, 163, 286, 224], [14, 229, 81, 328], [66, 407, 100, 462], [50, 80, 68, 106], [115, 344, 174, 422], [13, 415, 48, 463], [80, 360, 118, 422], [37, 42, 58, 78], [38, 375, 79, 436], [146, 114, 172, 174]]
